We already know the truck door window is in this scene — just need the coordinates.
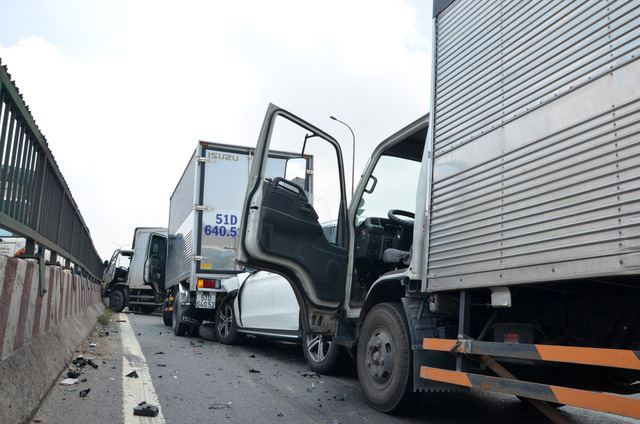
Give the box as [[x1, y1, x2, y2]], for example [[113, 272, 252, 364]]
[[269, 117, 344, 245], [359, 155, 421, 221]]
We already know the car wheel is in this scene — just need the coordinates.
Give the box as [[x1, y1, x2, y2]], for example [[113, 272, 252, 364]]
[[215, 293, 243, 345], [162, 293, 173, 326], [172, 287, 189, 337], [357, 302, 416, 413], [109, 289, 127, 312], [303, 332, 348, 374]]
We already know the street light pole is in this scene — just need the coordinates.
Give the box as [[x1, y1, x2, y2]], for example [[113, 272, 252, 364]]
[[329, 116, 356, 197]]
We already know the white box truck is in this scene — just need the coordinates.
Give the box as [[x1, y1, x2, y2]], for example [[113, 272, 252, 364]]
[[235, 1, 640, 419], [102, 227, 167, 313], [164, 141, 312, 336]]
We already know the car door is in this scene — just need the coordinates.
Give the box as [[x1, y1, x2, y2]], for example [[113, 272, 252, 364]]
[[237, 104, 349, 334]]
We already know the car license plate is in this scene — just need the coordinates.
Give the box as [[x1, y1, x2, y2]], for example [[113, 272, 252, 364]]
[[196, 292, 215, 309]]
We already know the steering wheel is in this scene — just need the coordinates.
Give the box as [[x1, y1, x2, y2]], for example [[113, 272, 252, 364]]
[[388, 209, 415, 228]]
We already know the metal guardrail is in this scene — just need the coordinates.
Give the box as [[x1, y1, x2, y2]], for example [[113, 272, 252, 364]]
[[0, 59, 102, 281]]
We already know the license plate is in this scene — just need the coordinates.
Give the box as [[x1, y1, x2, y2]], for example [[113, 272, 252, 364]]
[[196, 292, 215, 309]]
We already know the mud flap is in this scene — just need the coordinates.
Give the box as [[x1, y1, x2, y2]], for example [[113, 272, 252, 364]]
[[401, 297, 459, 393]]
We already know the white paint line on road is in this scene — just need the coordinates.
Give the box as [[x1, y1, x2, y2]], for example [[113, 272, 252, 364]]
[[118, 313, 166, 423]]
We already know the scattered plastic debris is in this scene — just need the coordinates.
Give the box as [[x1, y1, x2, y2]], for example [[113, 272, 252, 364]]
[[249, 354, 256, 358], [73, 357, 87, 367], [80, 378, 87, 383], [63, 388, 77, 392], [89, 342, 96, 347], [60, 378, 78, 386], [155, 351, 165, 355], [277, 412, 284, 417], [208, 403, 232, 410], [126, 371, 139, 378], [134, 402, 159, 417], [333, 395, 345, 401], [79, 388, 91, 397], [157, 364, 167, 367], [116, 320, 127, 322], [67, 370, 81, 379], [87, 359, 99, 369], [249, 369, 260, 373], [300, 371, 320, 378]]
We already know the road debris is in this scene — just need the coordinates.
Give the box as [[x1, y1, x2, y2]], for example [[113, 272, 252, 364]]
[[134, 402, 159, 417], [300, 371, 320, 378], [208, 403, 232, 410], [72, 357, 87, 367], [67, 370, 81, 378], [126, 371, 139, 378], [89, 342, 96, 347], [333, 395, 345, 401], [79, 388, 91, 398], [155, 351, 165, 355], [59, 378, 78, 386], [249, 369, 260, 373], [87, 359, 99, 369]]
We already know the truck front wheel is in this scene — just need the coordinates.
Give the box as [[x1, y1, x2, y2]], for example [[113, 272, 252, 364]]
[[357, 302, 416, 413], [109, 289, 127, 312]]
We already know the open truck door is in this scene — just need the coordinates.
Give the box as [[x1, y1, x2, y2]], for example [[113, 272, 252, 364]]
[[143, 231, 167, 295], [237, 104, 349, 334]]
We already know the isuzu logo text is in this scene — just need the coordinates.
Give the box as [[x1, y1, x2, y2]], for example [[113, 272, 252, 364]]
[[208, 152, 239, 161]]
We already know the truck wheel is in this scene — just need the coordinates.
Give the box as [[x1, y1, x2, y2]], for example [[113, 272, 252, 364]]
[[162, 294, 173, 326], [199, 323, 217, 341], [109, 289, 127, 312], [215, 293, 243, 345], [303, 332, 348, 374], [172, 288, 190, 337], [357, 302, 416, 413]]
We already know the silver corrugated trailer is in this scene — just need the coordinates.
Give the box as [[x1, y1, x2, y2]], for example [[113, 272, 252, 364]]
[[425, 0, 640, 291]]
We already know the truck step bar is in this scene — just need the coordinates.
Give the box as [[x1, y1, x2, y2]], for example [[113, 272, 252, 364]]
[[421, 338, 640, 419]]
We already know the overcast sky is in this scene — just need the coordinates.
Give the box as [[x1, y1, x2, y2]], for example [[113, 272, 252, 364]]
[[0, 0, 433, 261]]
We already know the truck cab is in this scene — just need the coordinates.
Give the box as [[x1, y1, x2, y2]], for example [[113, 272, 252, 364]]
[[103, 227, 168, 312]]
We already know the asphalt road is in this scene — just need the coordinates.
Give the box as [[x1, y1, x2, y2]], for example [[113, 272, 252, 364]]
[[32, 312, 635, 424]]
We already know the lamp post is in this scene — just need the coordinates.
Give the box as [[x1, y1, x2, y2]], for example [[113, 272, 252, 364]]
[[329, 116, 356, 197]]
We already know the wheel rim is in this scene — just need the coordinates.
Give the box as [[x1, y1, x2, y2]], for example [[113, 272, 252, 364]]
[[364, 326, 395, 388], [217, 303, 233, 338], [306, 334, 332, 363]]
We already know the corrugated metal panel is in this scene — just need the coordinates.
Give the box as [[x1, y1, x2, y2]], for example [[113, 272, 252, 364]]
[[166, 152, 197, 287], [426, 0, 640, 291]]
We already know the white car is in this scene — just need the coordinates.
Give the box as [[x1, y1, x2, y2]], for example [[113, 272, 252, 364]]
[[216, 270, 348, 374]]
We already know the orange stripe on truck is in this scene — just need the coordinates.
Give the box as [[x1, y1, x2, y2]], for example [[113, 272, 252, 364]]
[[536, 345, 640, 370], [422, 338, 457, 351], [552, 386, 640, 419], [420, 366, 472, 387]]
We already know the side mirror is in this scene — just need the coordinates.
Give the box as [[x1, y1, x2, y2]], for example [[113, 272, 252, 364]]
[[103, 260, 109, 269]]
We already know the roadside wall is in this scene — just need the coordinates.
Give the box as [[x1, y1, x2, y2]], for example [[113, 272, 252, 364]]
[[0, 255, 104, 424]]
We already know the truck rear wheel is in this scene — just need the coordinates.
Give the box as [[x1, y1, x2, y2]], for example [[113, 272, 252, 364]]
[[215, 293, 243, 344], [172, 287, 190, 337], [357, 302, 416, 413], [109, 289, 127, 312]]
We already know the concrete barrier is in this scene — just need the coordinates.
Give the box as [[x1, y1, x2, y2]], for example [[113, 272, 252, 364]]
[[0, 255, 104, 424]]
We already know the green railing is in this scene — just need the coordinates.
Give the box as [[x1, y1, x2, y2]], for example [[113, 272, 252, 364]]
[[0, 58, 102, 281]]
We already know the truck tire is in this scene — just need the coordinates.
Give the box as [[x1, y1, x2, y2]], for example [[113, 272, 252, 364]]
[[199, 323, 217, 341], [215, 293, 243, 345], [303, 332, 348, 374], [172, 287, 190, 337], [162, 294, 173, 326], [357, 302, 416, 413], [109, 289, 127, 312]]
